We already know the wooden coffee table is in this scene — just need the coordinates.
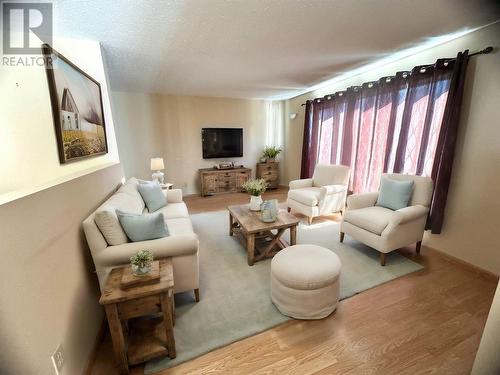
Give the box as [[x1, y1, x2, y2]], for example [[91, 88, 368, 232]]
[[228, 204, 299, 265], [99, 258, 176, 374]]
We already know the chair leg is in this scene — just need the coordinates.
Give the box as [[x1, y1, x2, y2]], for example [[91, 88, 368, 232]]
[[194, 288, 200, 302], [416, 241, 422, 254], [308, 216, 313, 225], [380, 253, 386, 266], [340, 232, 345, 243], [287, 207, 291, 213]]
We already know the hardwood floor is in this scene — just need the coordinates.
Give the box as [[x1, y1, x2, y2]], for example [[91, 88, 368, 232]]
[[183, 187, 291, 214], [90, 188, 497, 375]]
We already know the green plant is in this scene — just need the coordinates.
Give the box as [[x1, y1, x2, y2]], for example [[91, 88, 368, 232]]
[[262, 145, 282, 160], [130, 250, 154, 268], [242, 178, 267, 196]]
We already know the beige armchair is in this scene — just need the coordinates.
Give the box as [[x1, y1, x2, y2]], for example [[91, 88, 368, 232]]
[[340, 173, 433, 266], [287, 164, 350, 225]]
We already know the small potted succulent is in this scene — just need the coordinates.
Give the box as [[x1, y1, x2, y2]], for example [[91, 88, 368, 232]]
[[242, 178, 267, 211], [130, 250, 154, 276], [262, 146, 282, 162]]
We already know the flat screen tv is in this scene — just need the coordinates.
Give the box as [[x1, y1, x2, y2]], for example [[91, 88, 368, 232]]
[[202, 128, 243, 159]]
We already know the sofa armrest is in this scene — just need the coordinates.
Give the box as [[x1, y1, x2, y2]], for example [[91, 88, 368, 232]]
[[382, 205, 429, 236], [347, 192, 378, 210], [289, 178, 313, 190], [94, 234, 199, 267], [163, 188, 183, 203]]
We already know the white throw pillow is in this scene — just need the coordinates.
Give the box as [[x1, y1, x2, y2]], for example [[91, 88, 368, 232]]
[[117, 177, 146, 212], [94, 204, 128, 245]]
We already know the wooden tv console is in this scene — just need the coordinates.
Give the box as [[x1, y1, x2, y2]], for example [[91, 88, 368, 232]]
[[199, 167, 251, 196]]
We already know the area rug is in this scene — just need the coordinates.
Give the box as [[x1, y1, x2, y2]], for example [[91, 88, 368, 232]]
[[145, 210, 423, 373]]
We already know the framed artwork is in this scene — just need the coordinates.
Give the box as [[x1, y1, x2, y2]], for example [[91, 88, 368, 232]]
[[42, 44, 108, 163]]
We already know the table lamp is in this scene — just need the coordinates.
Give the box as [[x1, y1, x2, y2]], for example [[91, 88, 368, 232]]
[[151, 157, 165, 184]]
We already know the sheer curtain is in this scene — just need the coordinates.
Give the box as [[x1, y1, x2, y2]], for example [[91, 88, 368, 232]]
[[301, 51, 469, 233], [265, 100, 285, 147]]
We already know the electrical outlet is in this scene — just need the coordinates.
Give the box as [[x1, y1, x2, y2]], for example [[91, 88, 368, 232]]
[[51, 344, 64, 375]]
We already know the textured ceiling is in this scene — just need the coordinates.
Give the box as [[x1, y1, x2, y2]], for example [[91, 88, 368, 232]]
[[52, 0, 499, 99]]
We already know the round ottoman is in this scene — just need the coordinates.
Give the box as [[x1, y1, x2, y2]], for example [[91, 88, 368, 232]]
[[271, 244, 341, 319]]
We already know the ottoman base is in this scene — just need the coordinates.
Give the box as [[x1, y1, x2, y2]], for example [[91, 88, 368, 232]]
[[271, 273, 339, 320]]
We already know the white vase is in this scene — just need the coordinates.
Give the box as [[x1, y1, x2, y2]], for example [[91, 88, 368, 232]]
[[249, 195, 263, 211]]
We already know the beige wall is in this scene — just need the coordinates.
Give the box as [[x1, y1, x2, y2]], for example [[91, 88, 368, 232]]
[[284, 23, 500, 275], [112, 93, 282, 194], [0, 163, 123, 375], [0, 37, 120, 205], [111, 92, 165, 181], [0, 36, 123, 373]]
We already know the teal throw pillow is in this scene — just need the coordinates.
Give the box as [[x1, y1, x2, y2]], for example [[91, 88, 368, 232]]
[[137, 181, 166, 212], [376, 177, 414, 211], [116, 210, 169, 242]]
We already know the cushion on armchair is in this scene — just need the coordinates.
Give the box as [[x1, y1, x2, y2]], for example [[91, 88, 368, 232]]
[[343, 206, 395, 235], [376, 177, 414, 211], [288, 187, 322, 206]]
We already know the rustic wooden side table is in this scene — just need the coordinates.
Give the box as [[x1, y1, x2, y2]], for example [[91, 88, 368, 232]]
[[99, 258, 176, 374]]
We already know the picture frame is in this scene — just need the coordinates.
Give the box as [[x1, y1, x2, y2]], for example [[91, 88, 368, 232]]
[[42, 43, 108, 163]]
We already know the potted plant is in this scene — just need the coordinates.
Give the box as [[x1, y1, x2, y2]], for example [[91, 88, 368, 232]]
[[262, 146, 282, 162], [130, 250, 154, 276], [242, 178, 267, 211]]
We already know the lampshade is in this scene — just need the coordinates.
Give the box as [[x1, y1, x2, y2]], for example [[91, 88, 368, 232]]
[[150, 157, 164, 171]]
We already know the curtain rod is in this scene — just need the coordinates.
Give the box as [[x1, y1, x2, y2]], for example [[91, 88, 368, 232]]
[[300, 46, 493, 106]]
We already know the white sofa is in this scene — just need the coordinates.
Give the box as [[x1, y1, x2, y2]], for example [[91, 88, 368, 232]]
[[83, 178, 200, 299], [287, 164, 350, 224], [340, 173, 433, 266]]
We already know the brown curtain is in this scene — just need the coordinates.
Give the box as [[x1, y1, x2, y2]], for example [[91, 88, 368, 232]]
[[300, 100, 317, 178], [428, 50, 469, 233], [300, 50, 470, 233]]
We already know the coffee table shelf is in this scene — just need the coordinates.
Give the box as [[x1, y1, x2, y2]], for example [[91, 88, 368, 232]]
[[228, 204, 299, 265]]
